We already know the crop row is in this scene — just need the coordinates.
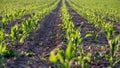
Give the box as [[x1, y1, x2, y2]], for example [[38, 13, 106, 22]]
[[0, 0, 119, 67], [0, 0, 57, 25], [49, 0, 120, 68], [50, 0, 92, 67], [67, 0, 120, 24], [0, 0, 60, 67]]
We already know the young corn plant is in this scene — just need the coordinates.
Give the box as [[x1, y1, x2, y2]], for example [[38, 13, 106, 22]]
[[49, 0, 92, 68], [0, 30, 19, 67], [0, 43, 7, 67], [10, 25, 20, 44], [19, 26, 28, 44], [0, 30, 7, 67], [67, 0, 120, 67], [19, 16, 39, 43], [1, 17, 7, 30], [23, 17, 39, 32], [8, 0, 59, 44], [50, 23, 92, 68], [102, 23, 120, 68]]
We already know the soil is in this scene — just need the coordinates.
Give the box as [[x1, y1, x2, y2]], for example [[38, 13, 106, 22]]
[[4, 1, 63, 68], [2, 0, 120, 68], [5, 14, 32, 34], [4, 0, 58, 34], [66, 1, 108, 46], [66, 1, 120, 68], [115, 23, 120, 31]]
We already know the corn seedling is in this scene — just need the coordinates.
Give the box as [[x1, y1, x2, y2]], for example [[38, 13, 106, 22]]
[[50, 0, 92, 68], [10, 25, 20, 44]]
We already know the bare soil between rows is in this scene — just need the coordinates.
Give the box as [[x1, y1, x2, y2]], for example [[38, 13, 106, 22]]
[[4, 14, 32, 34], [4, 0, 58, 34], [66, 1, 108, 46], [2, 0, 120, 68], [66, 1, 120, 68], [4, 1, 63, 68]]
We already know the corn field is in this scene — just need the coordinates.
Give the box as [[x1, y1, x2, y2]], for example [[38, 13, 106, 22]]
[[0, 0, 120, 68]]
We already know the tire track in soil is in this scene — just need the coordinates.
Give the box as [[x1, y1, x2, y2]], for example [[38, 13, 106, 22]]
[[5, 1, 63, 68], [66, 2, 108, 46]]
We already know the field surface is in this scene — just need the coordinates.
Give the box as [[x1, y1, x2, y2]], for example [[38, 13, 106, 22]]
[[0, 0, 120, 68]]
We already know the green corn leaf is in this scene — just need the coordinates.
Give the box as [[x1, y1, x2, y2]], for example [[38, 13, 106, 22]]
[[57, 53, 64, 64], [111, 35, 119, 57], [19, 35, 26, 43], [109, 57, 113, 64], [85, 33, 93, 38], [2, 44, 7, 54], [0, 43, 7, 55], [10, 25, 19, 43], [2, 18, 6, 23], [66, 41, 73, 60], [0, 30, 4, 41], [86, 53, 92, 62], [111, 40, 116, 57], [49, 51, 57, 63]]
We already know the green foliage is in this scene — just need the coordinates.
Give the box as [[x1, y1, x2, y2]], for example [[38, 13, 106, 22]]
[[0, 0, 60, 67], [0, 43, 7, 56], [0, 30, 4, 42], [67, 0, 120, 24], [0, 0, 57, 23], [5, 0, 60, 45], [0, 43, 7, 67], [10, 25, 20, 44], [49, 0, 91, 68], [67, 0, 120, 67], [1, 17, 6, 29]]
